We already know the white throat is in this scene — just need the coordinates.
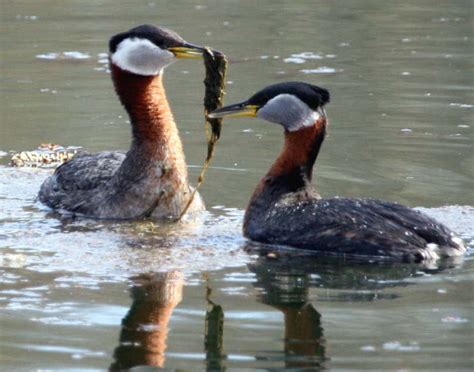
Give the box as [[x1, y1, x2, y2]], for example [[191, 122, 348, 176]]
[[111, 38, 175, 76], [256, 94, 322, 132]]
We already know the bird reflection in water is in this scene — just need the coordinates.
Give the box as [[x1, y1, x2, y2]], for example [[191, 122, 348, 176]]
[[110, 271, 183, 371], [248, 254, 327, 369], [109, 250, 455, 370], [110, 271, 226, 371], [247, 244, 457, 369]]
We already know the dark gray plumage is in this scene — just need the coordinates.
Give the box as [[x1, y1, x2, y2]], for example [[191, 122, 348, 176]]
[[244, 188, 463, 262], [210, 82, 466, 262], [39, 151, 125, 215]]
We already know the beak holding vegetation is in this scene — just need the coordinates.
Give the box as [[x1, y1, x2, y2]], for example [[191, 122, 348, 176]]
[[174, 44, 227, 221], [168, 43, 205, 59], [208, 102, 259, 119]]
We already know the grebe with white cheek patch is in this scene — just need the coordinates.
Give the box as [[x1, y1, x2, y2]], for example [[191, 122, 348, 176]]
[[39, 25, 208, 219], [209, 82, 466, 262]]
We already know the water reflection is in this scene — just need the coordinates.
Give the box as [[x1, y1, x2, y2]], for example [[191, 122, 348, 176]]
[[109, 271, 228, 371], [204, 275, 225, 370], [107, 247, 460, 370], [1, 0, 473, 369], [250, 259, 327, 369], [110, 271, 184, 371], [247, 245, 459, 290], [247, 246, 457, 368]]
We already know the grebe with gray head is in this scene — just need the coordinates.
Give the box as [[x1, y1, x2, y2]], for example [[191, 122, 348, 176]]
[[39, 25, 207, 219], [209, 82, 466, 262]]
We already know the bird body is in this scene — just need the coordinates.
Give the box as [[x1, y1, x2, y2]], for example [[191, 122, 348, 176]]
[[209, 82, 466, 261], [39, 25, 205, 219]]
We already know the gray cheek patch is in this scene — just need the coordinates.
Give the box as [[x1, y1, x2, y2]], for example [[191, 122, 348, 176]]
[[256, 94, 321, 131], [128, 47, 160, 70], [111, 38, 175, 76]]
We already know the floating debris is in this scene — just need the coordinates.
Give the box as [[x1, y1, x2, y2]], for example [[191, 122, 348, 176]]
[[10, 144, 83, 168]]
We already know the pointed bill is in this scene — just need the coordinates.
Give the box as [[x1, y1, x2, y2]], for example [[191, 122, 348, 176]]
[[208, 102, 258, 119]]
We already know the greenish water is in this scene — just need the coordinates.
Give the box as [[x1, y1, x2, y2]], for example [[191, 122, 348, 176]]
[[0, 0, 473, 370]]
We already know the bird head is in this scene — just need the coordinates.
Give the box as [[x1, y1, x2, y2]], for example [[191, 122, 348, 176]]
[[109, 24, 205, 76], [209, 82, 330, 132]]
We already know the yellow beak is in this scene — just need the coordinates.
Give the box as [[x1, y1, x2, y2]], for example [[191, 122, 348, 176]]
[[168, 43, 205, 59], [208, 103, 258, 119]]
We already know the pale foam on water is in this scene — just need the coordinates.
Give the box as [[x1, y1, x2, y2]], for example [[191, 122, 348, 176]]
[[0, 167, 252, 281], [1, 166, 472, 283]]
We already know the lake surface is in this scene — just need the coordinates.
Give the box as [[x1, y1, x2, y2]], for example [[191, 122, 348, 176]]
[[0, 0, 473, 370]]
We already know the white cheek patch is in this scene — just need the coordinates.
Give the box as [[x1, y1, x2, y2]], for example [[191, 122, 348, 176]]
[[256, 94, 321, 132], [111, 38, 175, 76]]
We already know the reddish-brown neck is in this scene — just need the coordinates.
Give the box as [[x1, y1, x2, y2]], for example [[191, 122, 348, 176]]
[[243, 118, 326, 235], [111, 64, 183, 152], [268, 118, 327, 182]]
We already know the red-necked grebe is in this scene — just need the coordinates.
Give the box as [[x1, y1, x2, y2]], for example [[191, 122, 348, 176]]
[[209, 82, 466, 262], [39, 25, 206, 219]]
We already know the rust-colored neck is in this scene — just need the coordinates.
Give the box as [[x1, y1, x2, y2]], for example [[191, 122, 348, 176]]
[[243, 119, 326, 237], [110, 64, 190, 201], [268, 118, 327, 184], [111, 64, 185, 158]]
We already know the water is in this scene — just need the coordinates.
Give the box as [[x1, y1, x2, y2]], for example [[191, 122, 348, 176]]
[[1, 0, 473, 370]]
